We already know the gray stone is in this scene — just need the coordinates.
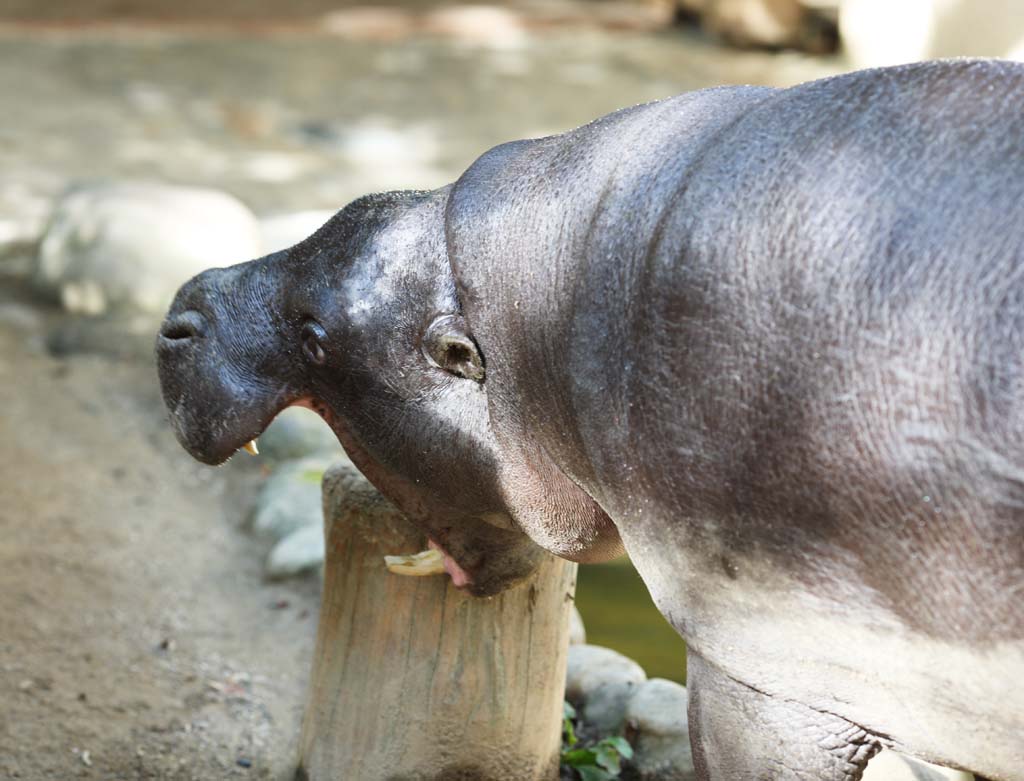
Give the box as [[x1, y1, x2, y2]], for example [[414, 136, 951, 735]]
[[45, 313, 160, 361], [0, 301, 43, 333], [251, 456, 334, 542], [569, 605, 586, 646], [863, 750, 973, 781], [265, 524, 325, 580], [35, 181, 261, 316], [566, 644, 647, 733], [259, 210, 335, 254], [623, 678, 695, 781], [257, 407, 342, 463]]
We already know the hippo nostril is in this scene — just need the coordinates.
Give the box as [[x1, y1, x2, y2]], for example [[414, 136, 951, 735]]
[[160, 310, 206, 342]]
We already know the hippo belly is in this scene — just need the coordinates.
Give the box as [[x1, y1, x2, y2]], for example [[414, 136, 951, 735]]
[[627, 533, 1024, 778]]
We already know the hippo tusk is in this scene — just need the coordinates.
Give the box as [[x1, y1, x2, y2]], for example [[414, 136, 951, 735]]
[[242, 439, 259, 456], [384, 549, 447, 577]]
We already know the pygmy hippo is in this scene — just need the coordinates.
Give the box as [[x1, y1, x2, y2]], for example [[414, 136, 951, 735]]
[[157, 60, 1024, 780]]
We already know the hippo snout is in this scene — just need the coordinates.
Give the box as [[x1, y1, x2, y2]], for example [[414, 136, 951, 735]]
[[156, 259, 296, 466], [158, 309, 206, 343]]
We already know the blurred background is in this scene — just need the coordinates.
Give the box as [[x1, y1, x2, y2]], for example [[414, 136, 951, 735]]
[[1, 0, 1020, 778]]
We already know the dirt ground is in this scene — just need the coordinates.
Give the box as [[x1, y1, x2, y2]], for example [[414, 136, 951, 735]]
[[0, 285, 321, 780]]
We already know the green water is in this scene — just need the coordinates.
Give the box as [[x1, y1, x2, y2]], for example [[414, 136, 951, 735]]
[[574, 558, 687, 683]]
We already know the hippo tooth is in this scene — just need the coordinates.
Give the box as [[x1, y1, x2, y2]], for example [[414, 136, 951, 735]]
[[383, 549, 447, 577], [242, 439, 259, 456]]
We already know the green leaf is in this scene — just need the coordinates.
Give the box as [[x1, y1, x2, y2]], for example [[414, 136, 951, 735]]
[[562, 718, 577, 749], [594, 746, 620, 774], [561, 748, 596, 767], [561, 702, 578, 748], [600, 736, 634, 760], [576, 766, 614, 781]]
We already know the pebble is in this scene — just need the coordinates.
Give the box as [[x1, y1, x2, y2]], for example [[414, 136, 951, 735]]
[[422, 5, 528, 50], [257, 407, 342, 463], [623, 678, 694, 780], [566, 644, 647, 733], [0, 302, 43, 333], [266, 524, 325, 580], [251, 455, 335, 543]]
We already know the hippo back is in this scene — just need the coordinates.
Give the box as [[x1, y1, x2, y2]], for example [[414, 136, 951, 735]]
[[447, 60, 1024, 775]]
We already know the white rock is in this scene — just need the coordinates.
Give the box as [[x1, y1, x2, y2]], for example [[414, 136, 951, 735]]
[[257, 406, 342, 463], [569, 605, 586, 646], [35, 182, 261, 316], [252, 455, 334, 542], [863, 750, 973, 781], [319, 7, 415, 41], [623, 678, 695, 780], [259, 210, 336, 255], [566, 644, 647, 733], [422, 5, 528, 50], [840, 0, 1024, 67], [266, 524, 325, 580]]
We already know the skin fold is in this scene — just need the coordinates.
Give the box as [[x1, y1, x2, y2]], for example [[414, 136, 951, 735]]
[[158, 60, 1024, 780]]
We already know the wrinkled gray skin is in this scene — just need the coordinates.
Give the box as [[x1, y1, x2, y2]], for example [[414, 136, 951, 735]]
[[159, 60, 1024, 780]]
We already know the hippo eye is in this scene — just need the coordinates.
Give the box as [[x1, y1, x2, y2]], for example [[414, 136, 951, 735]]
[[301, 321, 327, 366]]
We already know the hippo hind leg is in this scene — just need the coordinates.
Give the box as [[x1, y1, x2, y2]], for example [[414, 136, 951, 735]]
[[687, 653, 880, 781]]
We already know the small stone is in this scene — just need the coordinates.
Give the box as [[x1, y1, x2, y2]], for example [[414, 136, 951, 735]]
[[34, 181, 261, 316], [0, 302, 42, 332], [266, 524, 325, 580], [569, 605, 586, 646], [566, 644, 647, 733], [45, 312, 161, 361], [623, 678, 694, 780], [257, 407, 341, 463], [251, 456, 335, 542], [319, 7, 415, 41], [422, 5, 528, 49]]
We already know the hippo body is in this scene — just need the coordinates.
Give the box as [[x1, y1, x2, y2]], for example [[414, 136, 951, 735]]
[[158, 60, 1024, 780]]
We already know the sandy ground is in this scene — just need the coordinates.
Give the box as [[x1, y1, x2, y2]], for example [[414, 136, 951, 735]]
[[0, 285, 320, 780]]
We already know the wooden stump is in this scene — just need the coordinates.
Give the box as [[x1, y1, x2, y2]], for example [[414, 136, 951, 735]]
[[296, 462, 578, 781]]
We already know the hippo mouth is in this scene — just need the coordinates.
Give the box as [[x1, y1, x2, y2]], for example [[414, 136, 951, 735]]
[[384, 540, 473, 587], [223, 397, 477, 590]]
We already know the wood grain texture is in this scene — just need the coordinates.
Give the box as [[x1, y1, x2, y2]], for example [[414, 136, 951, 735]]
[[297, 462, 577, 781]]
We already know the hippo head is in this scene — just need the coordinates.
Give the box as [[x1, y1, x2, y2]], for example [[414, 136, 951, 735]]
[[156, 188, 545, 595]]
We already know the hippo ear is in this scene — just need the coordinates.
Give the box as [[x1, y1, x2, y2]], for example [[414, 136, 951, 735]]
[[422, 314, 485, 382]]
